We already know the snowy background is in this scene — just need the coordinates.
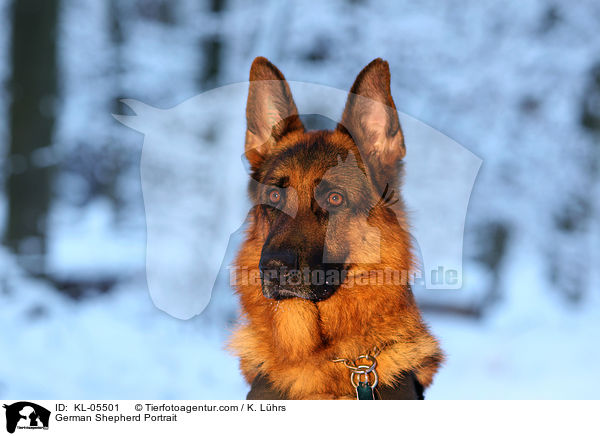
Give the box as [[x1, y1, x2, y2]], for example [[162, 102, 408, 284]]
[[1, 0, 599, 399]]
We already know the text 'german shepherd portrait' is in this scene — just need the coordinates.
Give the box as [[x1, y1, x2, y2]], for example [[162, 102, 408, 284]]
[[229, 57, 444, 400]]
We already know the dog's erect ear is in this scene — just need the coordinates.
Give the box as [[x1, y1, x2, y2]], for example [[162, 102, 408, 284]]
[[337, 59, 405, 179], [245, 57, 304, 170]]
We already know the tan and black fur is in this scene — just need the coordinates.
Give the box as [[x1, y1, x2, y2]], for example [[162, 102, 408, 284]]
[[229, 57, 443, 399]]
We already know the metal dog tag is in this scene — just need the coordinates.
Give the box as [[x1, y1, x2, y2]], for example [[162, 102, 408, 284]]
[[356, 381, 375, 400]]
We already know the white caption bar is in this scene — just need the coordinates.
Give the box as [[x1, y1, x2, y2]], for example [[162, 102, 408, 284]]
[[1, 400, 597, 436]]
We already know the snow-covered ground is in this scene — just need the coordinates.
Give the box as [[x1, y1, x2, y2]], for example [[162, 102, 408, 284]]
[[0, 245, 247, 399], [426, 241, 600, 399]]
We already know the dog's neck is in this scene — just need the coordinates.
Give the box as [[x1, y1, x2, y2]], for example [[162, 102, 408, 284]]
[[230, 231, 443, 398], [267, 279, 415, 360]]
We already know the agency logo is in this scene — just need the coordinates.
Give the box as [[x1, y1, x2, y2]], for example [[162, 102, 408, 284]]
[[115, 81, 481, 319], [2, 402, 50, 434]]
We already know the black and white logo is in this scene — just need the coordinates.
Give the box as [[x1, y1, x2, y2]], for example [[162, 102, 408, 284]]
[[2, 402, 50, 434]]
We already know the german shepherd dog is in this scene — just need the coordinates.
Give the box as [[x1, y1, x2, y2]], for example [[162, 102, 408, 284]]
[[230, 57, 443, 400]]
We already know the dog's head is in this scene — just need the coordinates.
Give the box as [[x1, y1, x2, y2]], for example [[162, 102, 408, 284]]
[[244, 57, 407, 302]]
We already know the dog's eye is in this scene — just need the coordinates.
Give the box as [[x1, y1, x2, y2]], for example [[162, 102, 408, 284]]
[[327, 192, 344, 207], [268, 188, 282, 204]]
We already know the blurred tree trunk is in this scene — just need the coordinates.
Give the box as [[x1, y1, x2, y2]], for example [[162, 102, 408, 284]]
[[199, 0, 225, 88], [5, 0, 59, 273]]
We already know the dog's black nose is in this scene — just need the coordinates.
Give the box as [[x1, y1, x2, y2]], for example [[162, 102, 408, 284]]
[[259, 251, 298, 298], [259, 250, 298, 273]]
